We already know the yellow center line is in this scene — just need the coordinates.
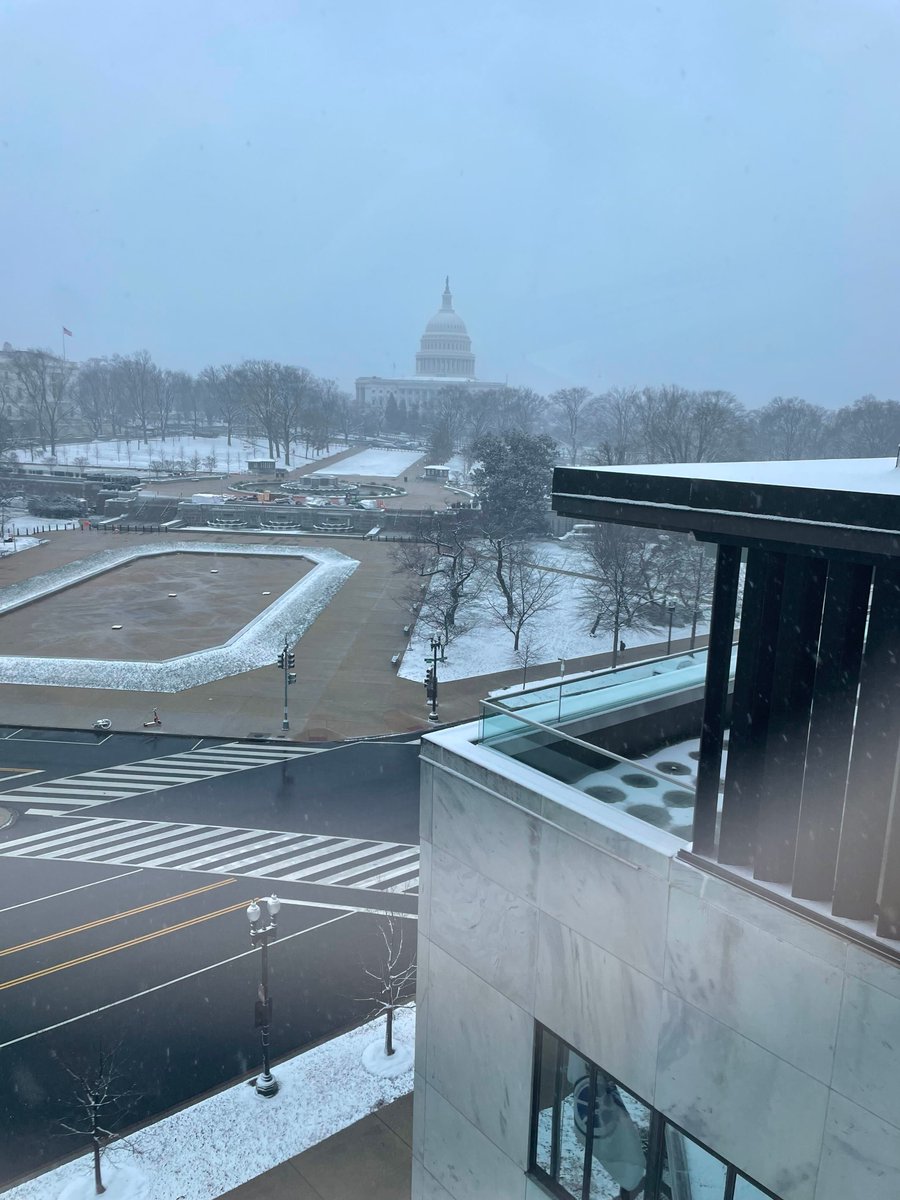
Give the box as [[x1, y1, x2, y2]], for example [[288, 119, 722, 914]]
[[0, 878, 235, 959], [0, 897, 253, 992]]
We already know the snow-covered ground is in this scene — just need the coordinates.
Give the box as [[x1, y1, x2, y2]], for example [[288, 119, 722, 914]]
[[12, 436, 346, 475], [398, 539, 708, 683], [0, 542, 359, 692], [2, 514, 78, 535], [5, 1006, 415, 1200], [313, 448, 422, 478]]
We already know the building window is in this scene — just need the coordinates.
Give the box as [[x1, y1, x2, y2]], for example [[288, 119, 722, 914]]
[[529, 1024, 782, 1200]]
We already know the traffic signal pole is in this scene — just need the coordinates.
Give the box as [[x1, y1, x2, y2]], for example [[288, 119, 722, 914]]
[[276, 636, 296, 731]]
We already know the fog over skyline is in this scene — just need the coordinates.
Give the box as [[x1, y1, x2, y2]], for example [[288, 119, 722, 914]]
[[1, 0, 898, 408]]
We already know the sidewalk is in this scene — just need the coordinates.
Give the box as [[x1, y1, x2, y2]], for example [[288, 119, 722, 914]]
[[221, 1094, 412, 1200]]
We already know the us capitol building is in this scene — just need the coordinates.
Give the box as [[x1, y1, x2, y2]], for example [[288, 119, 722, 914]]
[[354, 278, 503, 411]]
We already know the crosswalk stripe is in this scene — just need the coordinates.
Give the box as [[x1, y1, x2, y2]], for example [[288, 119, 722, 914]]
[[127, 828, 271, 868], [19, 784, 143, 796], [206, 833, 316, 872], [67, 824, 209, 861], [316, 847, 419, 887], [0, 814, 417, 893], [280, 841, 398, 882], [349, 860, 421, 889], [247, 837, 363, 878], [173, 834, 328, 872], [0, 818, 111, 850], [3, 821, 146, 855], [37, 823, 164, 860]]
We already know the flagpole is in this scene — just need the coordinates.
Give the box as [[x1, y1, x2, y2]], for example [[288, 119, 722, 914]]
[[62, 327, 66, 362]]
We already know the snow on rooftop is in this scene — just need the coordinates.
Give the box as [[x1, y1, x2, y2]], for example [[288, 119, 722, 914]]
[[572, 456, 900, 496]]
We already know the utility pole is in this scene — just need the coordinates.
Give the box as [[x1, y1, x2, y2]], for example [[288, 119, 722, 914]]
[[276, 637, 296, 731]]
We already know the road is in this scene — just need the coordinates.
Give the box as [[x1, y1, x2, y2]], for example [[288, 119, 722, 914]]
[[0, 733, 420, 1187]]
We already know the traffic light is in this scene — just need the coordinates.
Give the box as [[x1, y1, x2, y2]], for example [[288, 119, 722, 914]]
[[277, 650, 285, 669], [424, 667, 433, 694], [288, 652, 295, 670], [287, 672, 297, 685]]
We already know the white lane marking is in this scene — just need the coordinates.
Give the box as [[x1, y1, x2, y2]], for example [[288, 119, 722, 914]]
[[0, 818, 111, 850], [277, 897, 418, 918], [3, 729, 23, 739], [0, 912, 354, 1052], [0, 869, 144, 915], [319, 848, 419, 887], [278, 841, 397, 882], [25, 809, 71, 817]]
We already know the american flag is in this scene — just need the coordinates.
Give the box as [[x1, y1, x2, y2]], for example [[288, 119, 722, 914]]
[[62, 326, 73, 337]]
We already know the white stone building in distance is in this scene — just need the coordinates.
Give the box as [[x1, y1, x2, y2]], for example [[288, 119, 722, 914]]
[[354, 278, 503, 414]]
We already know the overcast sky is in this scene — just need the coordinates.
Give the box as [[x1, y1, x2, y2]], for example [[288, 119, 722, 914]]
[[1, 0, 898, 407]]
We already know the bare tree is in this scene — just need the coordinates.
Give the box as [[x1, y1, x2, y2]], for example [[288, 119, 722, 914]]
[[201, 364, 245, 446], [395, 518, 481, 643], [487, 548, 560, 651], [360, 915, 417, 1056], [591, 386, 641, 465], [751, 395, 827, 460], [636, 385, 745, 463], [4, 349, 73, 455], [238, 359, 282, 457], [58, 1043, 141, 1195], [74, 359, 117, 439], [578, 524, 657, 665], [114, 351, 156, 444], [551, 386, 594, 464]]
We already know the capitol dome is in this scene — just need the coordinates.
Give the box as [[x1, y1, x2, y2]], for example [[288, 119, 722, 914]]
[[415, 278, 476, 378]]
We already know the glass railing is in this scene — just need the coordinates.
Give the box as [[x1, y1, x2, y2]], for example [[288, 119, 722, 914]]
[[478, 648, 736, 842]]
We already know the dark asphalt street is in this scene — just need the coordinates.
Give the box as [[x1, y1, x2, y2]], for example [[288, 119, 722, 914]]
[[0, 734, 421, 1188]]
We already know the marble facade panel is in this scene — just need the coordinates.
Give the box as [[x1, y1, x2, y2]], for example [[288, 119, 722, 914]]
[[831, 974, 900, 1127], [537, 822, 669, 980], [664, 888, 843, 1083], [425, 942, 533, 1169], [535, 914, 662, 1102], [655, 993, 827, 1200], [540, 792, 677, 875], [431, 766, 542, 903], [413, 1071, 426, 1162], [429, 846, 538, 1011], [416, 933, 432, 1078], [668, 857, 848, 969], [418, 838, 432, 941], [420, 760, 434, 843], [816, 1091, 900, 1200], [422, 1084, 527, 1200], [845, 942, 900, 1001]]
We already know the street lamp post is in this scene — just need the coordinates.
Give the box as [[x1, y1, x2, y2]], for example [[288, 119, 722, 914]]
[[247, 895, 281, 1097], [558, 659, 566, 723], [276, 637, 296, 731], [666, 600, 677, 655], [425, 634, 443, 722]]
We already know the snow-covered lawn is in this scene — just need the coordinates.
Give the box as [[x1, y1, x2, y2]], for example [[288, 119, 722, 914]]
[[313, 448, 423, 478], [5, 1006, 415, 1200], [398, 539, 708, 683], [0, 541, 359, 692], [12, 436, 346, 476]]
